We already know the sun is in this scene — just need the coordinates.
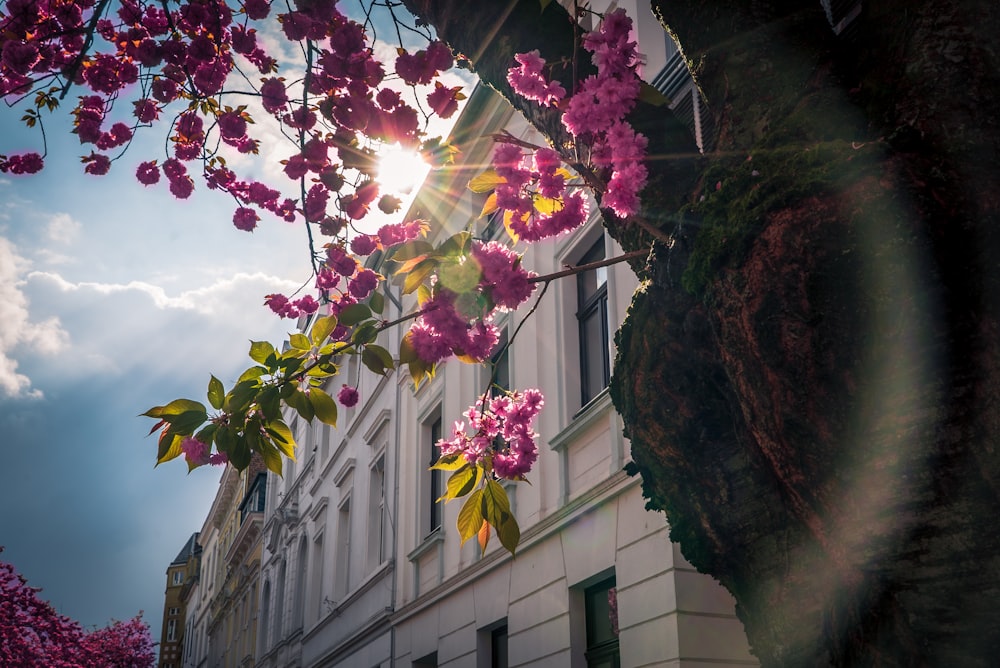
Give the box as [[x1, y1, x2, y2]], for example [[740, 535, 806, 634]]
[[376, 144, 431, 195]]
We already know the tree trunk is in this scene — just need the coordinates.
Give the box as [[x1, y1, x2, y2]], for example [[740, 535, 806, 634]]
[[404, 0, 1000, 664]]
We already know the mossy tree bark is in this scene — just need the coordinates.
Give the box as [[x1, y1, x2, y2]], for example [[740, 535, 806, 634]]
[[403, 0, 1000, 664]]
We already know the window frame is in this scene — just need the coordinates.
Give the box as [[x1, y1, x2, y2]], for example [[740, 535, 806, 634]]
[[576, 236, 611, 408]]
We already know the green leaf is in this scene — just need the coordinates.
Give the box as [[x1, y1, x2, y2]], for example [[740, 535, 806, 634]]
[[438, 259, 482, 294], [214, 426, 235, 455], [352, 322, 378, 346], [310, 314, 338, 344], [391, 239, 434, 262], [195, 423, 219, 446], [259, 440, 284, 476], [339, 303, 372, 326], [362, 344, 395, 376], [249, 340, 276, 365], [286, 388, 316, 422], [237, 366, 267, 383], [156, 431, 184, 465], [369, 290, 385, 315], [481, 478, 512, 524], [496, 512, 521, 555], [229, 435, 252, 470], [457, 489, 485, 545], [403, 258, 438, 295], [227, 380, 259, 413], [468, 168, 505, 193], [430, 454, 468, 471], [399, 331, 419, 364], [144, 398, 206, 418], [163, 409, 208, 436], [438, 231, 471, 258], [289, 332, 311, 350], [445, 465, 479, 500], [265, 419, 296, 459], [258, 386, 281, 422], [309, 387, 339, 426], [207, 376, 225, 410], [482, 479, 519, 554]]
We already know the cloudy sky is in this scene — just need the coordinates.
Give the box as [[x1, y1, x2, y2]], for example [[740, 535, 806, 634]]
[[0, 104, 307, 639], [0, 9, 473, 645]]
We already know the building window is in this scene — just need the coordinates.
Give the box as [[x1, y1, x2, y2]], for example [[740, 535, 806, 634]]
[[487, 327, 510, 396], [424, 415, 443, 536], [258, 580, 271, 654], [171, 570, 183, 586], [168, 607, 180, 616], [293, 536, 308, 630], [491, 625, 509, 668], [274, 561, 287, 642], [576, 237, 610, 407], [334, 497, 352, 599], [584, 577, 620, 668], [166, 619, 177, 642], [367, 455, 386, 571]]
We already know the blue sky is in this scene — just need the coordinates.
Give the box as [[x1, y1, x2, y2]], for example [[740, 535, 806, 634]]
[[0, 6, 474, 645], [0, 103, 306, 638]]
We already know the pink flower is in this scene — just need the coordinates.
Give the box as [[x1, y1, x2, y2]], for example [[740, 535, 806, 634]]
[[0, 152, 44, 174], [233, 207, 259, 231], [243, 0, 271, 20], [181, 436, 210, 466], [133, 98, 160, 123], [427, 82, 463, 119], [218, 111, 248, 140], [337, 384, 359, 407], [507, 50, 565, 106], [348, 268, 380, 300], [260, 78, 288, 113], [135, 161, 160, 185], [295, 294, 319, 314], [350, 234, 378, 256], [83, 153, 111, 175]]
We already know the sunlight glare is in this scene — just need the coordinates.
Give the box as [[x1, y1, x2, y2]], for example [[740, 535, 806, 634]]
[[377, 145, 431, 195]]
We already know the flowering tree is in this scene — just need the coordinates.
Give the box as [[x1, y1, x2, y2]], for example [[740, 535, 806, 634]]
[[0, 551, 156, 667], [4, 0, 1000, 664]]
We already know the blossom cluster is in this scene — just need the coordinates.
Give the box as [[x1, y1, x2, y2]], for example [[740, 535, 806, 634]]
[[438, 389, 545, 480], [181, 436, 228, 467], [1, 553, 155, 667], [408, 240, 536, 366], [502, 8, 648, 222], [0, 0, 460, 239]]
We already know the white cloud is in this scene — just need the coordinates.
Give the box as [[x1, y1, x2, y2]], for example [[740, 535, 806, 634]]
[[46, 212, 82, 243], [0, 237, 69, 398]]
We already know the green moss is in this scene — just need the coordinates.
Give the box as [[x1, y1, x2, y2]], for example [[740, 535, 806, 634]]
[[680, 140, 884, 295]]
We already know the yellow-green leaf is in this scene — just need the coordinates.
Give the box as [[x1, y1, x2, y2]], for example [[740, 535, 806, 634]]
[[431, 454, 467, 471], [479, 192, 499, 219], [533, 194, 564, 215], [468, 168, 505, 193], [446, 465, 480, 500], [207, 376, 225, 410], [310, 314, 338, 344], [309, 387, 339, 426], [289, 332, 311, 350], [457, 489, 485, 544], [249, 340, 275, 365], [339, 303, 372, 326], [503, 209, 524, 243], [266, 419, 296, 459], [403, 258, 438, 295]]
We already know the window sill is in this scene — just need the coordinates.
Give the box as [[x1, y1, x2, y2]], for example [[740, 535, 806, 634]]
[[407, 527, 445, 562], [549, 389, 613, 452]]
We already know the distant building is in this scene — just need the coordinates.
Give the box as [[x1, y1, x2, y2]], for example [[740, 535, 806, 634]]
[[159, 532, 200, 668], [182, 457, 267, 668]]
